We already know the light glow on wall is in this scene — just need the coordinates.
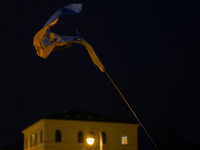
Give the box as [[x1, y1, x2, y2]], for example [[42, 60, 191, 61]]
[[86, 138, 95, 145]]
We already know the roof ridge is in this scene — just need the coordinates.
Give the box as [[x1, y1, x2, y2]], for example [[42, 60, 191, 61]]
[[40, 109, 137, 124]]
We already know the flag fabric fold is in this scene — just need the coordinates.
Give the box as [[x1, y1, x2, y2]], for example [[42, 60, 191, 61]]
[[33, 3, 105, 72]]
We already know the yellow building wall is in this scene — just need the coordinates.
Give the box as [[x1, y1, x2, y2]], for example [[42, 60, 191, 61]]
[[22, 119, 139, 150], [22, 119, 45, 150]]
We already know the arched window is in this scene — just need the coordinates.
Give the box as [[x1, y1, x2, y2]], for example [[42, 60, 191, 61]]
[[121, 133, 128, 145], [102, 132, 106, 144], [78, 131, 84, 143], [55, 130, 61, 142]]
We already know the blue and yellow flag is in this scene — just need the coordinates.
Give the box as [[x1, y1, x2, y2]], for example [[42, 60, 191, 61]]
[[33, 3, 105, 72]]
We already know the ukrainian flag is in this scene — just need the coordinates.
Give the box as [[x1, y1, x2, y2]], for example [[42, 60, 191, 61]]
[[33, 3, 105, 72]]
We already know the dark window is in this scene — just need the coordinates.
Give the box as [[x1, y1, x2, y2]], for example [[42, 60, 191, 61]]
[[55, 130, 61, 142], [40, 131, 43, 143], [25, 138, 27, 149], [30, 136, 32, 147], [102, 132, 106, 144], [78, 131, 84, 143]]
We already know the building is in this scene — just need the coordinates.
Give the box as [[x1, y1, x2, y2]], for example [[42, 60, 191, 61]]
[[22, 110, 139, 150]]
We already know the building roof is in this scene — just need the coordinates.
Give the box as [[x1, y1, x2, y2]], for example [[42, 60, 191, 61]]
[[41, 109, 137, 124]]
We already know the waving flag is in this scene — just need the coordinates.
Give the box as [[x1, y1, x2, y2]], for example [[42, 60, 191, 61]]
[[33, 3, 105, 72]]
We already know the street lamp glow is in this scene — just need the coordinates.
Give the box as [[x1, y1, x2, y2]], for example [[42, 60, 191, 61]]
[[86, 138, 95, 145]]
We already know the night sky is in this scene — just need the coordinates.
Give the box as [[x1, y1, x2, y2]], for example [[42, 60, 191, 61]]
[[1, 0, 200, 150]]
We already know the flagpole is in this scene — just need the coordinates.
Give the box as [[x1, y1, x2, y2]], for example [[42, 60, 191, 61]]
[[104, 70, 159, 150]]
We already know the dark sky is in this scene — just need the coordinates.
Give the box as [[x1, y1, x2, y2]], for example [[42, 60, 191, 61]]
[[1, 0, 200, 149]]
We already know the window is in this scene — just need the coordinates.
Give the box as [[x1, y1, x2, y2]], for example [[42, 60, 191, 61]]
[[25, 138, 28, 149], [40, 131, 43, 143], [30, 136, 32, 147], [55, 130, 61, 142], [30, 134, 37, 147], [121, 134, 128, 145], [78, 131, 84, 143], [102, 132, 106, 144]]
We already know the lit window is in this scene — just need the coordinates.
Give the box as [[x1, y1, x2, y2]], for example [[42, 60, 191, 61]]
[[55, 130, 61, 142], [78, 131, 84, 143], [102, 132, 106, 144], [30, 134, 37, 146], [121, 134, 128, 145]]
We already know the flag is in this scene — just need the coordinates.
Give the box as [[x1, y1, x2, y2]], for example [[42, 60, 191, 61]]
[[33, 3, 105, 72]]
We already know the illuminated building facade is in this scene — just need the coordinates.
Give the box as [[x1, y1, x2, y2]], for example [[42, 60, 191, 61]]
[[22, 110, 139, 150]]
